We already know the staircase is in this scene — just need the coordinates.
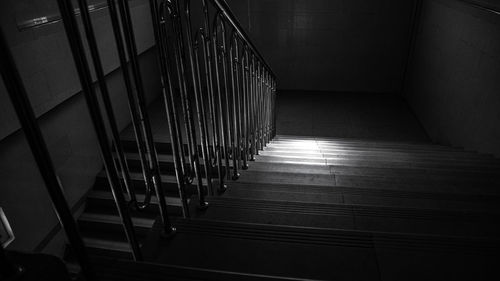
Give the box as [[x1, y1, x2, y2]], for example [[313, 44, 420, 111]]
[[71, 134, 500, 280]]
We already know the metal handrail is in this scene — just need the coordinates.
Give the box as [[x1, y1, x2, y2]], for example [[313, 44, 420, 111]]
[[0, 23, 97, 280], [2, 0, 276, 275], [208, 0, 276, 79]]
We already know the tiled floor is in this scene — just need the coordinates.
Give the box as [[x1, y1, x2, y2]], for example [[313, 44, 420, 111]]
[[275, 91, 430, 142]]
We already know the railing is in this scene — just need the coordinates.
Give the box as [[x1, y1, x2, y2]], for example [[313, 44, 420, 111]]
[[152, 0, 277, 199], [0, 0, 276, 279]]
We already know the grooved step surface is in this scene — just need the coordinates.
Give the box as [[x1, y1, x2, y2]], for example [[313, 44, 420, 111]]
[[73, 102, 500, 281], [144, 218, 500, 281], [144, 218, 379, 281], [195, 196, 500, 237]]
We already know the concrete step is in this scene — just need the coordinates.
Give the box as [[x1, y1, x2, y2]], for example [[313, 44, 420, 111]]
[[142, 218, 500, 280], [122, 153, 224, 178], [196, 196, 500, 237], [262, 147, 499, 162], [254, 155, 500, 173], [223, 182, 500, 213], [93, 170, 204, 197]]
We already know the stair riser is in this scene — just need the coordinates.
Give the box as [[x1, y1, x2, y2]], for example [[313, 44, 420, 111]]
[[261, 149, 499, 162], [271, 138, 466, 151], [78, 220, 151, 243], [122, 140, 249, 161], [269, 142, 461, 153], [255, 156, 500, 171], [197, 200, 500, 237], [93, 176, 189, 197], [85, 197, 185, 218], [125, 158, 220, 178], [268, 142, 480, 155], [256, 154, 500, 168]]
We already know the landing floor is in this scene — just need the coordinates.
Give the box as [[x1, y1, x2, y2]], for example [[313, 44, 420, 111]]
[[276, 91, 429, 142], [121, 91, 430, 144]]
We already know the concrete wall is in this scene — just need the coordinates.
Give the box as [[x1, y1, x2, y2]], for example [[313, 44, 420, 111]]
[[228, 0, 417, 93], [404, 0, 500, 156], [0, 0, 161, 255]]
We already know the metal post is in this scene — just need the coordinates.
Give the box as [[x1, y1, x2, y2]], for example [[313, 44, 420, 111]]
[[202, 0, 226, 192], [184, 0, 212, 208], [106, 0, 154, 210], [0, 26, 99, 278], [56, 0, 143, 261], [167, 0, 208, 208], [250, 54, 257, 159], [212, 16, 232, 181], [241, 47, 250, 169], [157, 0, 191, 217], [200, 25, 226, 192], [115, 0, 175, 234], [229, 34, 241, 179], [77, 0, 139, 210]]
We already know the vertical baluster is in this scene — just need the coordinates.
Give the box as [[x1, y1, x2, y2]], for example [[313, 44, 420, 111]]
[[213, 16, 233, 181], [0, 26, 99, 278], [274, 79, 277, 138], [272, 79, 277, 138], [260, 65, 266, 149], [169, 1, 197, 181], [229, 34, 241, 179], [114, 0, 174, 234], [265, 71, 271, 145], [156, 1, 191, 218], [61, 0, 143, 261], [262, 69, 267, 146], [250, 55, 258, 158], [268, 72, 272, 144], [151, 0, 191, 219], [241, 47, 250, 169], [167, 0, 207, 208], [107, 0, 154, 211], [184, 0, 212, 206], [201, 0, 226, 193], [234, 38, 244, 171], [78, 0, 139, 213], [159, 1, 190, 183], [256, 57, 260, 155], [193, 38, 214, 196], [258, 62, 264, 151]]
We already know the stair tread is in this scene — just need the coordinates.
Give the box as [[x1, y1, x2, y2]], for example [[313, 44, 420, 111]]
[[75, 132, 500, 280], [273, 135, 468, 150], [262, 147, 498, 162], [143, 218, 379, 280], [197, 196, 500, 237], [87, 190, 184, 207], [96, 170, 208, 185], [223, 182, 500, 212], [80, 212, 156, 228], [142, 218, 500, 280], [255, 154, 500, 169]]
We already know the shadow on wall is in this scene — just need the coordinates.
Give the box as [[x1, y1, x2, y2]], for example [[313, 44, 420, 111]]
[[405, 0, 500, 156]]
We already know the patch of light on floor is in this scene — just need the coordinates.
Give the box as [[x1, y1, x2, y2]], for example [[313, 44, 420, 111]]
[[272, 140, 318, 150]]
